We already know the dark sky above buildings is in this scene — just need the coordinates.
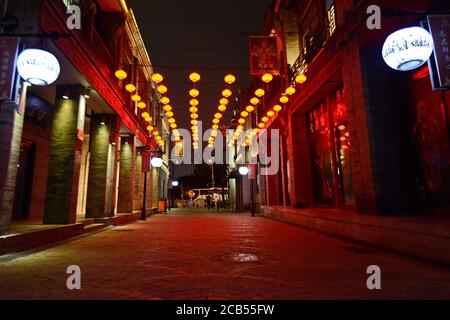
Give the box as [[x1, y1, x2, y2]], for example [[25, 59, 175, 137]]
[[133, 0, 273, 176]]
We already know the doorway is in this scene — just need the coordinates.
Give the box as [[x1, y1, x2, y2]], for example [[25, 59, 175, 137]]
[[12, 140, 36, 219]]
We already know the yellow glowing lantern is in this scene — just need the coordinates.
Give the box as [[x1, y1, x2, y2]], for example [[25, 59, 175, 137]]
[[163, 105, 172, 112], [295, 74, 307, 84], [151, 73, 164, 84], [137, 101, 146, 109], [189, 106, 198, 113], [125, 84, 136, 93], [168, 118, 176, 124], [147, 125, 154, 131], [189, 99, 199, 107], [267, 110, 275, 117], [152, 130, 159, 136], [170, 123, 177, 129], [222, 89, 232, 98], [255, 88, 265, 97], [279, 95, 289, 104], [224, 74, 236, 84], [213, 118, 220, 124], [212, 124, 219, 130], [253, 128, 260, 133], [191, 126, 198, 132], [214, 113, 223, 119], [285, 86, 296, 96], [115, 69, 127, 80], [131, 94, 141, 102], [218, 105, 227, 112], [157, 85, 168, 94], [145, 117, 152, 122], [250, 97, 260, 105], [191, 119, 198, 125], [141, 113, 150, 120], [241, 111, 249, 118], [238, 118, 245, 124], [246, 105, 255, 113], [261, 116, 269, 123], [160, 96, 170, 104], [211, 130, 218, 137], [189, 88, 200, 98], [258, 123, 265, 129], [165, 111, 174, 118], [191, 113, 199, 119], [237, 125, 244, 131], [273, 104, 282, 112], [189, 72, 201, 83], [262, 73, 273, 83], [220, 98, 229, 105]]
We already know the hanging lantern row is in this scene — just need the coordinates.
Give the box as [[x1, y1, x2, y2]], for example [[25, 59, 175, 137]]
[[154, 73, 182, 147], [206, 74, 236, 149], [189, 72, 202, 150], [231, 71, 307, 149]]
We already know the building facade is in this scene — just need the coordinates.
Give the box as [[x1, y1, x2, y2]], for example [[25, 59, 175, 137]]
[[231, 0, 450, 218], [0, 0, 169, 235]]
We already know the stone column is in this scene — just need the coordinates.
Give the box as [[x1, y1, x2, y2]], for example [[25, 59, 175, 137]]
[[85, 115, 116, 218], [133, 149, 144, 212], [117, 136, 135, 213], [151, 167, 160, 210], [0, 84, 28, 234], [44, 85, 86, 224], [342, 44, 407, 215], [286, 113, 313, 208]]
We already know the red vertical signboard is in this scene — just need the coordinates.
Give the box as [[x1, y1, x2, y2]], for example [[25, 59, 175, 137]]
[[142, 150, 151, 173], [0, 37, 20, 101], [249, 36, 280, 76], [427, 15, 450, 89]]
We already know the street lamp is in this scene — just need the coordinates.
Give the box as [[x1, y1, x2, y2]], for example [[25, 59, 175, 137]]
[[16, 49, 60, 86], [151, 157, 163, 168], [239, 166, 249, 176]]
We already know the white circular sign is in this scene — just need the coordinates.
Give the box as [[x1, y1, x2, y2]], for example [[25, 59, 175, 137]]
[[172, 180, 179, 187], [16, 49, 60, 86], [239, 166, 249, 176], [151, 157, 163, 168], [382, 27, 433, 71]]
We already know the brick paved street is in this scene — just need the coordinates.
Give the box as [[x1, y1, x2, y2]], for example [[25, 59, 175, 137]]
[[1, 210, 450, 300]]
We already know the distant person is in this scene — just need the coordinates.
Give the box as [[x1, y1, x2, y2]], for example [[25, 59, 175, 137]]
[[205, 195, 212, 210]]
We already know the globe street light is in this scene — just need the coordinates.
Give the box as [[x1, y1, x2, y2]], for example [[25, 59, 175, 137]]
[[239, 166, 249, 176]]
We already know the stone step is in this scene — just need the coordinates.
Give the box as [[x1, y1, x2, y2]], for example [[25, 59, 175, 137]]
[[84, 223, 107, 234]]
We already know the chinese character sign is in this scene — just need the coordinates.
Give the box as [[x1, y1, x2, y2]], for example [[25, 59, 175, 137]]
[[249, 36, 280, 76], [0, 37, 20, 101], [427, 15, 450, 89]]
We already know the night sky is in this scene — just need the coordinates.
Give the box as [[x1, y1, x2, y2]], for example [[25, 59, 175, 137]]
[[133, 0, 273, 176]]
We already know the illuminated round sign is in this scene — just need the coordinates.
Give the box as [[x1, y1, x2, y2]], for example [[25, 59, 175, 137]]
[[239, 166, 249, 176], [151, 157, 163, 168], [172, 180, 179, 187], [382, 27, 433, 71], [16, 49, 60, 86]]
